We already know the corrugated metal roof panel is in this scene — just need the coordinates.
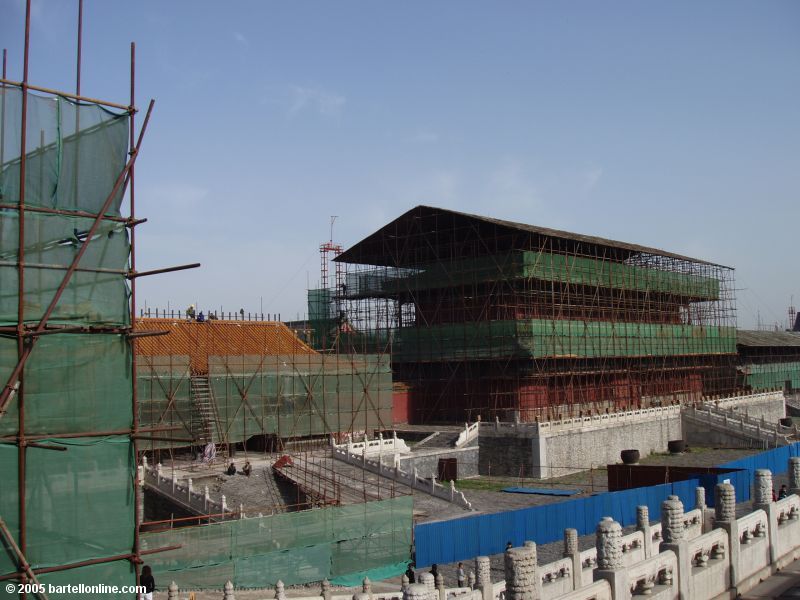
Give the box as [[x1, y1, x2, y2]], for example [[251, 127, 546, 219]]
[[737, 329, 800, 348]]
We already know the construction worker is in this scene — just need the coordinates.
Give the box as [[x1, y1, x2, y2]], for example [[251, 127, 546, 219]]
[[186, 304, 196, 321]]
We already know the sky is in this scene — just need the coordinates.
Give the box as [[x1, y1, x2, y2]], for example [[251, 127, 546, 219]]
[[2, 1, 799, 328]]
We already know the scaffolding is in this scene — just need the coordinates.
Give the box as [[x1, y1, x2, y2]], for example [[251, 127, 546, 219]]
[[328, 205, 739, 423], [0, 2, 157, 593], [736, 330, 800, 392]]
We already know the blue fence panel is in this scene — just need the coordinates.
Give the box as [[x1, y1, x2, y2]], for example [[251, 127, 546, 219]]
[[414, 444, 800, 567], [413, 479, 700, 567]]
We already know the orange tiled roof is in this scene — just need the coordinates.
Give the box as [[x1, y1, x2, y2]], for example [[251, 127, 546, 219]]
[[135, 318, 317, 374]]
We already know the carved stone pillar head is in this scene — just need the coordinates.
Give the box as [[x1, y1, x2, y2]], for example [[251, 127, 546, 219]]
[[475, 556, 491, 586], [596, 517, 623, 570], [790, 457, 800, 493], [563, 528, 578, 557], [754, 469, 773, 505], [661, 495, 685, 543], [714, 483, 736, 523], [695, 486, 706, 510], [403, 584, 429, 600], [636, 505, 649, 530], [503, 545, 538, 600]]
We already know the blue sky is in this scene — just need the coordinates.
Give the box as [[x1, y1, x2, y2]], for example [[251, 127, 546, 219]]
[[2, 1, 799, 327]]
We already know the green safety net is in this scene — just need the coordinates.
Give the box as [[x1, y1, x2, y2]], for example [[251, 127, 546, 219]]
[[38, 560, 136, 600], [0, 88, 129, 215], [207, 354, 392, 443], [140, 495, 413, 588], [0, 334, 132, 436], [0, 212, 131, 326], [393, 319, 737, 362], [0, 438, 134, 570], [137, 355, 195, 449], [0, 84, 134, 591], [744, 361, 800, 390], [345, 250, 720, 300]]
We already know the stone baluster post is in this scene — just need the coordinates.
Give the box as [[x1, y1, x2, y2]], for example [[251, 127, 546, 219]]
[[419, 572, 435, 600], [475, 556, 492, 600], [187, 477, 193, 497], [167, 581, 178, 600], [660, 495, 689, 598], [435, 573, 445, 600], [593, 517, 627, 598], [275, 580, 286, 600], [223, 580, 235, 600], [321, 578, 332, 600], [563, 528, 581, 591], [504, 543, 540, 600], [696, 486, 712, 533], [714, 482, 739, 592], [204, 485, 210, 511], [789, 457, 800, 496], [401, 573, 410, 593], [636, 506, 653, 558], [468, 570, 476, 590], [222, 494, 227, 515], [754, 469, 779, 564], [403, 584, 430, 600], [362, 576, 372, 598], [450, 480, 455, 502]]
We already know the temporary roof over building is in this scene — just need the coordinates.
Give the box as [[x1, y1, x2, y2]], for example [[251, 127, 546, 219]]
[[136, 318, 317, 373], [335, 205, 728, 268], [736, 329, 800, 348]]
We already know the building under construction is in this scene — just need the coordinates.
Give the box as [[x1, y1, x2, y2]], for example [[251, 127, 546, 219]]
[[322, 205, 738, 423], [135, 318, 392, 451]]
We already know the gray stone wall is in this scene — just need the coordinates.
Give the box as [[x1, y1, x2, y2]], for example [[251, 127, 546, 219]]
[[398, 447, 479, 480]]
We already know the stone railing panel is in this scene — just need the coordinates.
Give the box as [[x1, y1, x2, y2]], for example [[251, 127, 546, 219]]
[[578, 548, 597, 587], [619, 531, 646, 567], [539, 557, 573, 599], [625, 550, 679, 599], [553, 580, 612, 600], [735, 509, 771, 584], [686, 528, 730, 600], [682, 508, 703, 541], [774, 494, 800, 563]]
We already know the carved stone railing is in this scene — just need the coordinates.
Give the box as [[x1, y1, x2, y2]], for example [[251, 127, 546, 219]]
[[455, 420, 481, 447], [333, 432, 411, 456], [624, 550, 679, 598], [683, 404, 793, 446], [685, 528, 729, 600], [331, 444, 473, 510], [140, 458, 234, 520], [735, 509, 771, 584], [539, 557, 573, 599]]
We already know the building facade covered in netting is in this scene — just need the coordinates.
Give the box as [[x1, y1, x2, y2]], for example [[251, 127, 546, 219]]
[[0, 84, 139, 592], [327, 205, 738, 423], [136, 319, 392, 450]]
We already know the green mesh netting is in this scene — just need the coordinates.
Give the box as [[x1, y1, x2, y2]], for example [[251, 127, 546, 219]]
[[744, 361, 800, 390], [137, 355, 194, 449], [140, 495, 413, 588], [0, 88, 129, 215], [0, 334, 132, 436], [207, 354, 392, 443], [0, 437, 134, 569], [347, 251, 720, 300], [38, 560, 135, 600], [0, 84, 134, 591], [393, 319, 737, 362], [0, 212, 131, 326]]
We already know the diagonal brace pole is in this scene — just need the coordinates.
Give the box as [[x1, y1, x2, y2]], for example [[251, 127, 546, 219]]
[[0, 100, 155, 414], [0, 517, 50, 599]]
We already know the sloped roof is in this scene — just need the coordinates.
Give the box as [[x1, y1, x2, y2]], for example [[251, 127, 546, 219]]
[[737, 329, 800, 348], [136, 318, 317, 373], [335, 205, 727, 268]]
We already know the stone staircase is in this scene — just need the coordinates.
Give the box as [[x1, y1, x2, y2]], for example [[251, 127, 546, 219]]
[[682, 402, 797, 448]]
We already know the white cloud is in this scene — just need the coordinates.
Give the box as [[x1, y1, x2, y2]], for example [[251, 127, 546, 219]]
[[288, 85, 346, 117], [233, 31, 248, 46], [486, 159, 540, 211]]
